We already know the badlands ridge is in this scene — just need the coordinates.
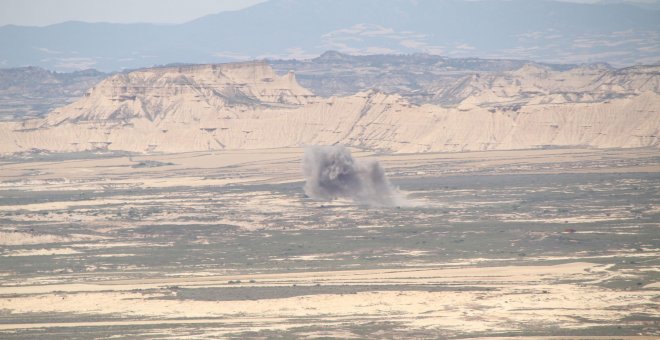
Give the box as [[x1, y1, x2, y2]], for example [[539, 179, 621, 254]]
[[0, 61, 658, 154]]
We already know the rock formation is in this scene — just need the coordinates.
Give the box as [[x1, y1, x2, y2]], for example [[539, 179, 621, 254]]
[[0, 61, 658, 154]]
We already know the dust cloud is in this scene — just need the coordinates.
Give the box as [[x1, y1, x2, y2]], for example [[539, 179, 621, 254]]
[[302, 145, 403, 206]]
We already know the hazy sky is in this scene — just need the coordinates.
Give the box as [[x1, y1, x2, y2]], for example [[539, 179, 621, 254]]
[[1, 0, 659, 27], [0, 0, 266, 26]]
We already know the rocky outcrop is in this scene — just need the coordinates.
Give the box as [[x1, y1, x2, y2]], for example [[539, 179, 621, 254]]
[[0, 61, 658, 154], [431, 64, 660, 107], [42, 61, 312, 126]]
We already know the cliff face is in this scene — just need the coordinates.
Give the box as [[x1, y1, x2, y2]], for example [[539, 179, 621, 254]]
[[42, 61, 312, 125], [432, 64, 660, 107], [0, 61, 658, 154]]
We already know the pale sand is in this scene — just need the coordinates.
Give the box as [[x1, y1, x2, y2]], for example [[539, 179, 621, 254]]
[[0, 262, 601, 294], [2, 260, 654, 335], [0, 283, 655, 333], [0, 317, 290, 331], [0, 231, 106, 246], [1, 148, 658, 336], [2, 247, 81, 257], [471, 337, 658, 340], [2, 148, 658, 189], [643, 282, 660, 289]]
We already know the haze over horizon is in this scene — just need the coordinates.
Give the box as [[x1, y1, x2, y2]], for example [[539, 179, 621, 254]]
[[2, 0, 660, 27], [0, 0, 266, 27], [1, 0, 659, 71]]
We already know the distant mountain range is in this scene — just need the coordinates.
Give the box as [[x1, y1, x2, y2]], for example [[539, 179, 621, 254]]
[[0, 67, 107, 120], [1, 0, 659, 71]]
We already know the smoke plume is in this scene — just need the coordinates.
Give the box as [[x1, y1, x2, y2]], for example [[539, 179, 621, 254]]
[[302, 145, 402, 206]]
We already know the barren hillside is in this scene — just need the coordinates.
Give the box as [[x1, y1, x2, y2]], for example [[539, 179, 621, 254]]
[[0, 61, 657, 154]]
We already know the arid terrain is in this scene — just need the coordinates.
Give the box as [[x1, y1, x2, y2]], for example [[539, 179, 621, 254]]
[[0, 147, 658, 338], [0, 52, 657, 340], [1, 58, 658, 155], [2, 0, 659, 337]]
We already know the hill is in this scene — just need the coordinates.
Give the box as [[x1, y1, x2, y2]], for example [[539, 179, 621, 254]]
[[0, 60, 657, 154]]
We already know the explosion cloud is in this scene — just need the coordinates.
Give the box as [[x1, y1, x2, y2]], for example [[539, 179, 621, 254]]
[[302, 145, 401, 206]]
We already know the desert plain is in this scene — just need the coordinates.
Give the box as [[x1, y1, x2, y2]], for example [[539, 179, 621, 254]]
[[0, 146, 658, 339]]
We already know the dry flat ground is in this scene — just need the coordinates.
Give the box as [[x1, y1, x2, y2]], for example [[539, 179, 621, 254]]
[[0, 147, 658, 339]]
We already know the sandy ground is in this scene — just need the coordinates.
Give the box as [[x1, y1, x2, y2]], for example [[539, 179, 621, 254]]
[[0, 262, 657, 335], [0, 147, 658, 338], [1, 147, 658, 190]]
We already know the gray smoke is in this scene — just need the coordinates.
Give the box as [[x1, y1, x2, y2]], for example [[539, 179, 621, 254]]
[[303, 145, 402, 206]]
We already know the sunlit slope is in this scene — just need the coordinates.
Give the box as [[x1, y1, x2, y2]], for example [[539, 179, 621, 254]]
[[1, 62, 657, 154]]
